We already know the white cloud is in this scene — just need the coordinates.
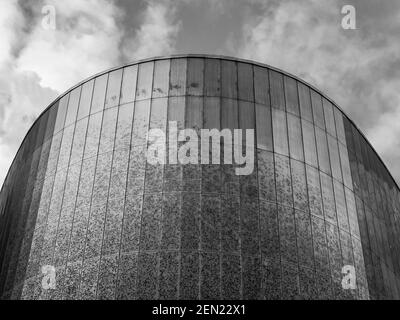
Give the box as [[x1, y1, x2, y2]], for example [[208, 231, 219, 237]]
[[233, 0, 400, 182], [122, 0, 181, 61], [0, 0, 183, 186]]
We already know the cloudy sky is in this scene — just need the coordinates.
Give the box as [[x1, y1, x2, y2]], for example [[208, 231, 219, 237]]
[[1, 0, 400, 186]]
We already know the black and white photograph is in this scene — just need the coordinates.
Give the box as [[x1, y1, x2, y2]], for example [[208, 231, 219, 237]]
[[1, 0, 400, 310]]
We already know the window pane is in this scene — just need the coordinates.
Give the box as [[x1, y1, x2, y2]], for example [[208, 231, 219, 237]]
[[204, 58, 220, 97], [84, 112, 102, 159], [238, 62, 254, 102], [306, 165, 323, 217], [91, 73, 108, 114], [70, 117, 88, 165], [320, 172, 336, 224], [120, 65, 138, 105], [44, 102, 59, 140], [221, 98, 238, 130], [54, 94, 70, 134], [254, 66, 270, 106], [98, 107, 118, 154], [272, 108, 288, 156], [327, 135, 342, 182], [333, 180, 349, 231], [152, 59, 170, 98], [322, 98, 336, 137], [115, 102, 134, 150], [255, 104, 272, 151], [275, 154, 292, 207], [287, 113, 304, 161], [298, 82, 313, 122], [334, 108, 346, 147], [77, 79, 94, 120], [270, 70, 285, 111], [169, 58, 187, 97], [258, 150, 276, 202], [311, 90, 325, 129], [105, 69, 122, 109], [339, 143, 353, 190], [284, 76, 299, 116], [187, 58, 204, 96], [221, 60, 237, 99], [315, 127, 331, 175], [136, 62, 154, 100], [150, 97, 168, 130], [204, 97, 220, 130], [291, 159, 308, 212], [65, 86, 81, 126], [302, 119, 318, 167], [132, 100, 151, 146]]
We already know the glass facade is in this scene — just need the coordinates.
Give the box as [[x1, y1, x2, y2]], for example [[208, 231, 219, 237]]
[[0, 55, 399, 300]]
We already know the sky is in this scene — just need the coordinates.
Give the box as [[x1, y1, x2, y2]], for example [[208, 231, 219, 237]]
[[1, 0, 400, 186]]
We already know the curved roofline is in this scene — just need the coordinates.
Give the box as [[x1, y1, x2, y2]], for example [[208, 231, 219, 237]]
[[2, 53, 399, 194]]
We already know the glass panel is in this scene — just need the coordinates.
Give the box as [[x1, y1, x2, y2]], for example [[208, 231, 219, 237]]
[[327, 135, 342, 182], [275, 154, 293, 207], [239, 100, 255, 130], [333, 107, 346, 146], [291, 159, 308, 212], [221, 98, 238, 130], [204, 97, 220, 130], [152, 59, 170, 98], [132, 99, 151, 147], [65, 86, 81, 126], [272, 108, 288, 156], [120, 65, 138, 105], [254, 66, 270, 106], [204, 58, 220, 97], [306, 165, 323, 217], [114, 102, 134, 150], [44, 102, 59, 141], [136, 62, 154, 101], [98, 107, 118, 155], [57, 124, 75, 170], [83, 112, 102, 159], [150, 97, 168, 130], [221, 60, 237, 99], [77, 79, 94, 120], [287, 113, 304, 161], [269, 70, 285, 110], [339, 143, 353, 190], [315, 127, 331, 175], [187, 58, 204, 96], [298, 82, 313, 122], [258, 150, 276, 203], [333, 180, 349, 231], [168, 96, 185, 129], [302, 119, 318, 167], [69, 117, 88, 165], [169, 58, 187, 97], [320, 172, 336, 224], [91, 73, 108, 114], [238, 62, 254, 102], [284, 76, 300, 116], [311, 90, 325, 129], [279, 205, 297, 265], [322, 98, 336, 137], [105, 68, 122, 109], [54, 94, 70, 134], [255, 104, 273, 151]]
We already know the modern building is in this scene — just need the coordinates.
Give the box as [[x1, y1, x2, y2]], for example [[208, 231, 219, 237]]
[[0, 55, 399, 300]]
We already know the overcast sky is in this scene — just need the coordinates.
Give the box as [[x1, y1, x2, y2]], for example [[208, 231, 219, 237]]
[[1, 0, 400, 186]]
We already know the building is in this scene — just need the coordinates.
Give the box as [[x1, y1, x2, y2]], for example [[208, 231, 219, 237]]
[[0, 55, 399, 300]]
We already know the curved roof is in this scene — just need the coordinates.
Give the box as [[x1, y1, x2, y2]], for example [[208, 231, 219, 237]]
[[2, 54, 399, 193]]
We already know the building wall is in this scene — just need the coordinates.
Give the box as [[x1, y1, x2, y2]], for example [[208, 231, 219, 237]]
[[0, 55, 399, 300]]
